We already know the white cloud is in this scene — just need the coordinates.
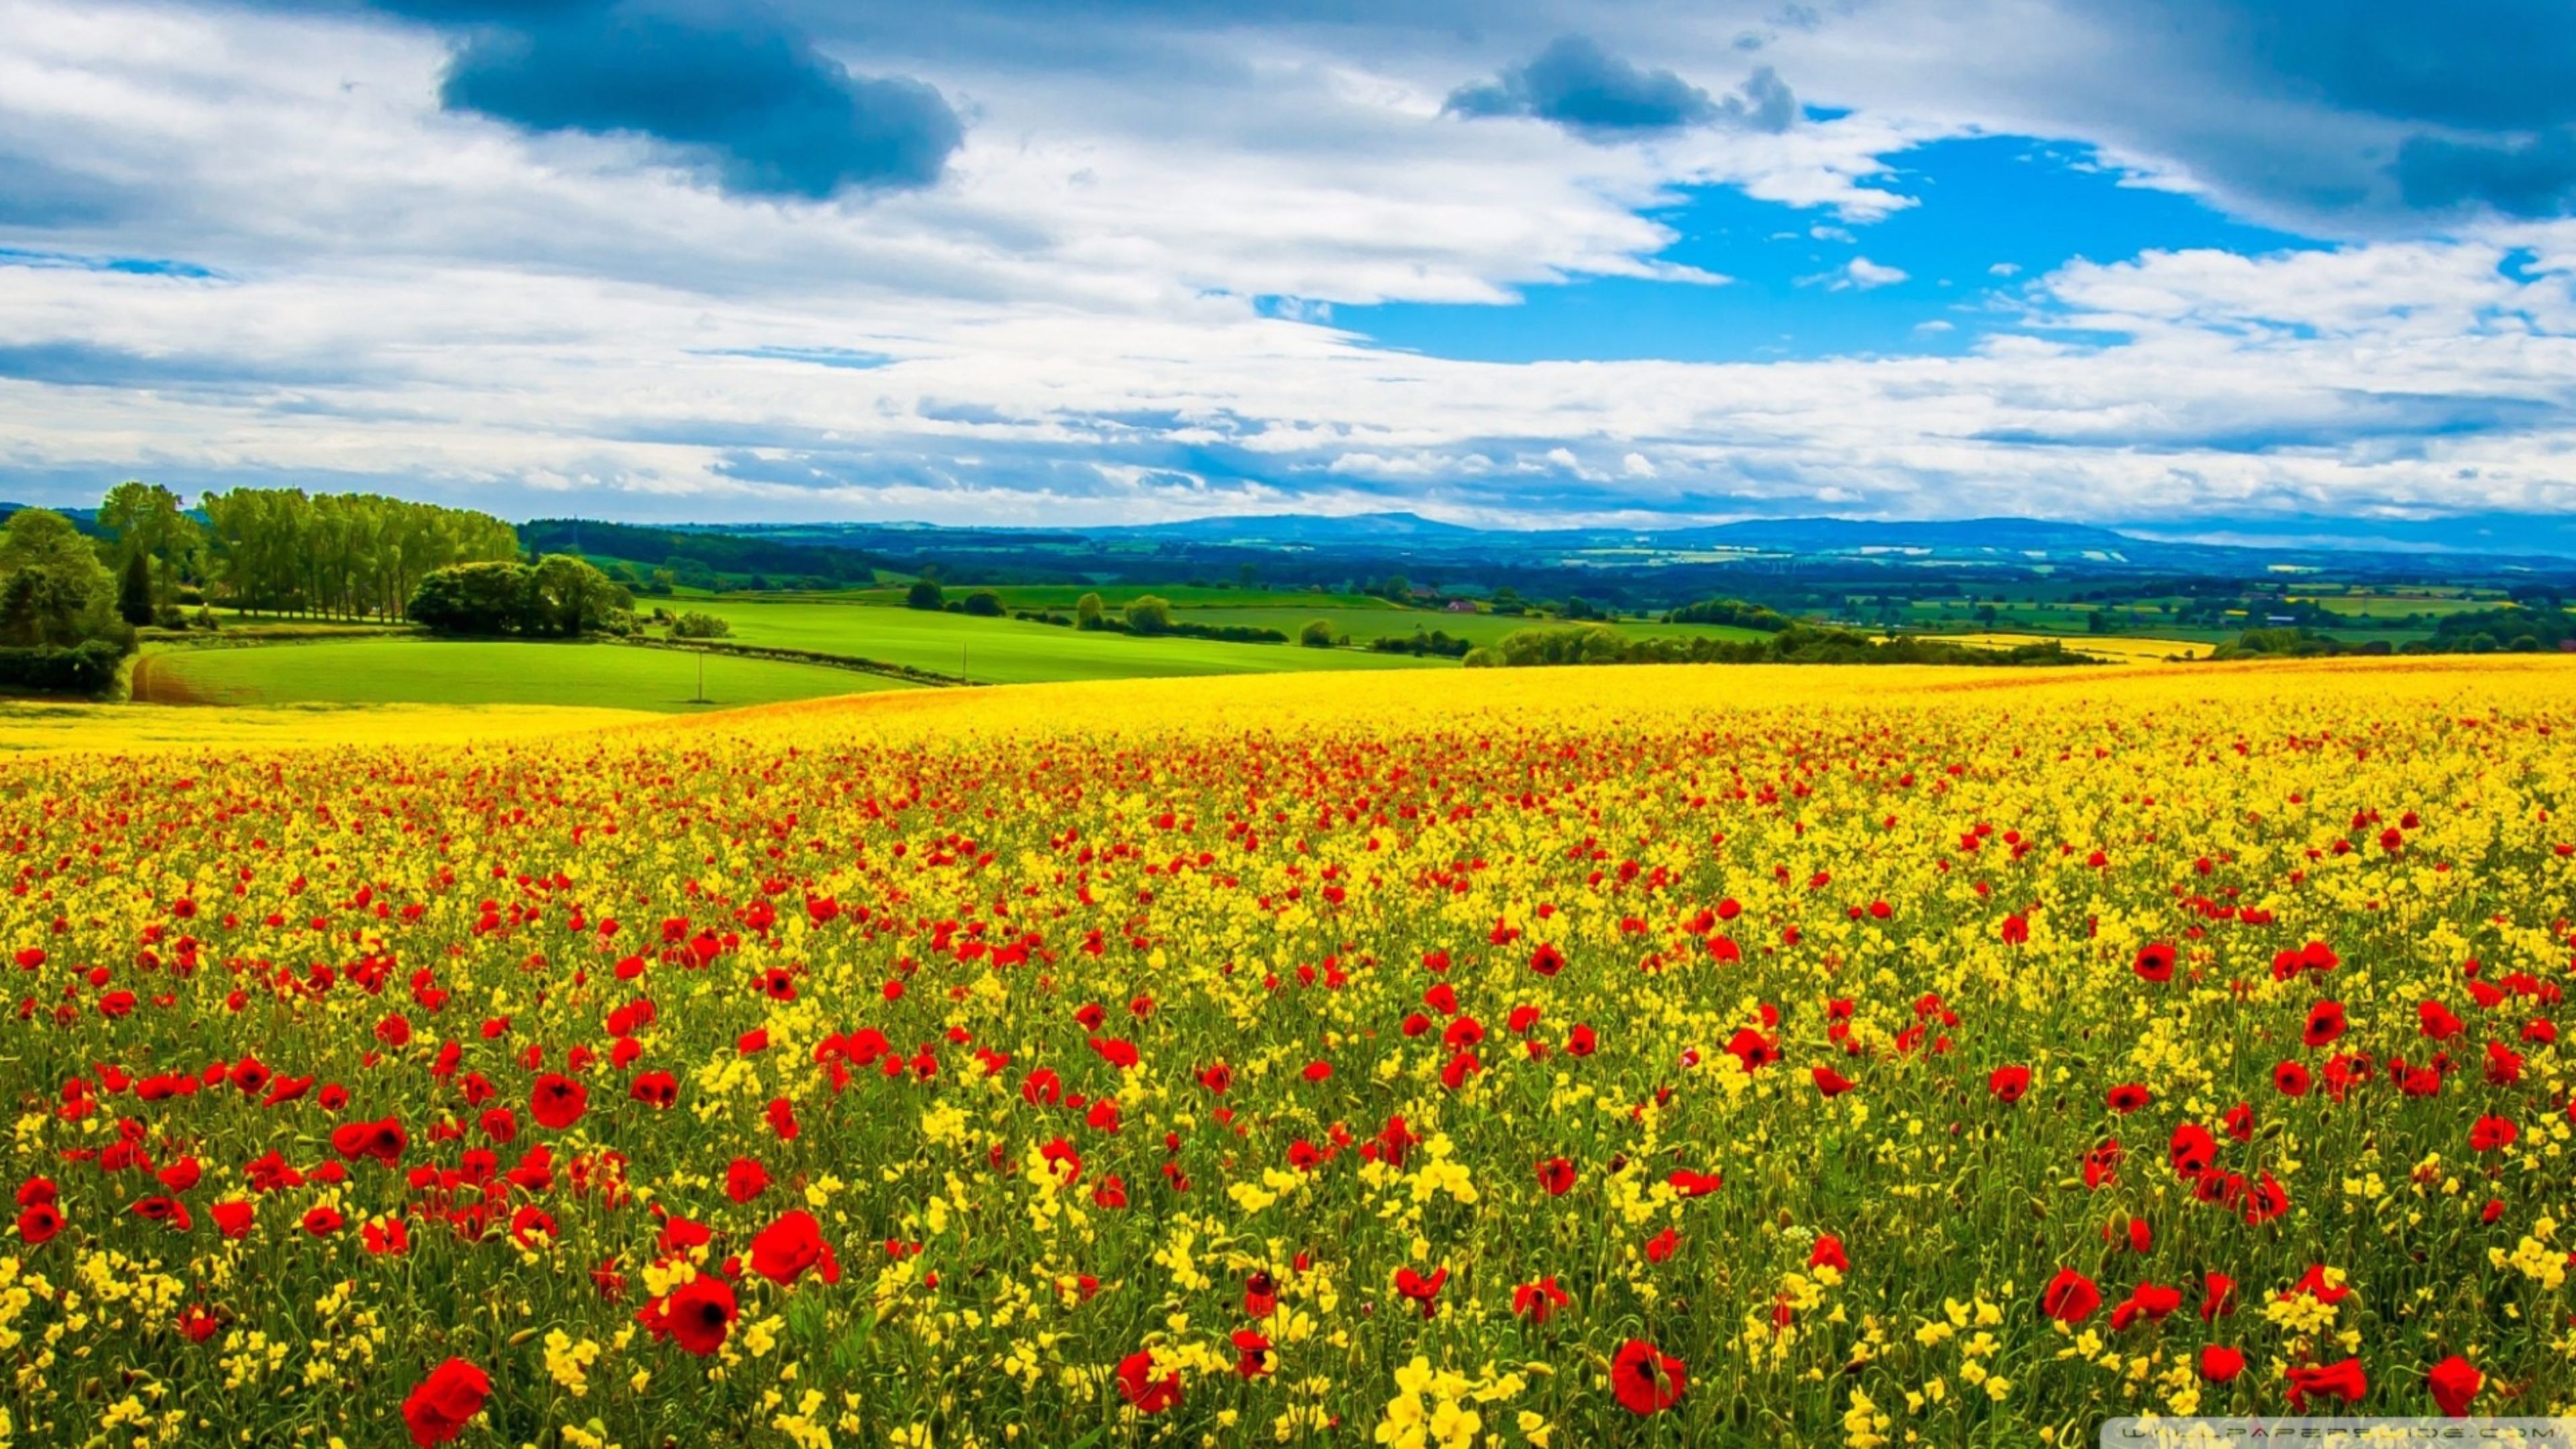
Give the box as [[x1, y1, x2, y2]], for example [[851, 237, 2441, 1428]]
[[0, 0, 2573, 533]]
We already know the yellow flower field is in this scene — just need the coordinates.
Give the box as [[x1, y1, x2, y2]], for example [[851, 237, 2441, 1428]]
[[2, 657, 2573, 1447]]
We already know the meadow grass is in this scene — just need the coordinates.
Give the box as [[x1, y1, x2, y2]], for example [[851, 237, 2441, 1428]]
[[135, 638, 914, 712]]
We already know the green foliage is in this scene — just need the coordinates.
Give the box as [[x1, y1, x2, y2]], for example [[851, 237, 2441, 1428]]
[[1298, 618, 1337, 648], [1075, 592, 1106, 630], [905, 580, 946, 611], [407, 555, 632, 639], [0, 639, 124, 695], [1660, 596, 1791, 631], [199, 488, 519, 619], [1123, 594, 1176, 635], [1487, 623, 2089, 669], [1366, 628, 1472, 658], [118, 549, 156, 627], [961, 589, 1006, 617], [669, 610, 733, 640]]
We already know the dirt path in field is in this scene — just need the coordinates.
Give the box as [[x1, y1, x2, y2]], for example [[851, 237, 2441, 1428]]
[[129, 654, 215, 706]]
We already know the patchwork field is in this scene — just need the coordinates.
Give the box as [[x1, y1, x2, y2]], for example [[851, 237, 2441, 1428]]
[[3, 657, 2573, 1446]]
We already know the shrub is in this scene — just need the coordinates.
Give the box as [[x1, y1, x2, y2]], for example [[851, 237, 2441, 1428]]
[[962, 590, 1006, 617], [670, 611, 733, 640], [1299, 619, 1336, 648], [0, 639, 125, 695], [905, 580, 945, 610]]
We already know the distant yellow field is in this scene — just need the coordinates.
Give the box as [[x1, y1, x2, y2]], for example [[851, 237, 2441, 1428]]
[[0, 700, 650, 757], [1921, 631, 2211, 662]]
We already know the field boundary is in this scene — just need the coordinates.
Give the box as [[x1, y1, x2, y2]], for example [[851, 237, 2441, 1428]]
[[614, 636, 973, 688]]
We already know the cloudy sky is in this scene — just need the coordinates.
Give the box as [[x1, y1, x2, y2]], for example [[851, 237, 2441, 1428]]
[[5, 0, 2576, 532]]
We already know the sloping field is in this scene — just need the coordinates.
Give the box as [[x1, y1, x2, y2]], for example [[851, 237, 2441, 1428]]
[[133, 637, 916, 712]]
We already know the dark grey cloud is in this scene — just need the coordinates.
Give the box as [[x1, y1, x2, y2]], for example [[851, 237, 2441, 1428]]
[[2394, 129, 2576, 217], [2080, 0, 2576, 221], [1445, 35, 1795, 142], [437, 3, 962, 198]]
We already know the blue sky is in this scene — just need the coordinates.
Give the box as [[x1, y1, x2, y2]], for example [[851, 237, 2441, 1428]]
[[1342, 136, 2328, 364], [3, 0, 2576, 535]]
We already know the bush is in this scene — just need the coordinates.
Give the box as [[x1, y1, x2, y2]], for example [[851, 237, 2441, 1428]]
[[1124, 596, 1175, 635], [0, 639, 125, 695], [1075, 593, 1106, 630], [1299, 619, 1336, 648], [670, 611, 732, 640], [961, 590, 1005, 618], [905, 580, 945, 611]]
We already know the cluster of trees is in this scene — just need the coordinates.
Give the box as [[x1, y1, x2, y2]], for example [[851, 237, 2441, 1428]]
[[202, 489, 521, 619], [1366, 628, 1474, 658], [1071, 592, 1286, 643], [0, 507, 134, 693], [2214, 606, 2575, 659], [406, 557, 633, 638], [1662, 596, 1793, 631], [1466, 624, 2086, 669]]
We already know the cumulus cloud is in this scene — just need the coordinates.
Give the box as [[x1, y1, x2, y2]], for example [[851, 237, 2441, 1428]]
[[435, 3, 963, 198], [1803, 256, 1907, 290], [1445, 35, 1795, 142]]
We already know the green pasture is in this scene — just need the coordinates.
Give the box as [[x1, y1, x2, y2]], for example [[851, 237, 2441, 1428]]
[[136, 639, 910, 712], [680, 598, 1445, 683]]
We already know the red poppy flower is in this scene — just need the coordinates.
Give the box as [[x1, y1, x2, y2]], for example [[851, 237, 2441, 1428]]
[[1809, 1235, 1848, 1272], [1116, 1350, 1182, 1415], [329, 1117, 409, 1167], [1529, 943, 1566, 976], [1811, 1065, 1856, 1097], [301, 1205, 343, 1236], [2041, 1268, 2101, 1323], [2198, 1344, 2245, 1383], [1231, 1329, 1273, 1378], [1609, 1338, 1686, 1415], [1394, 1265, 1447, 1318], [631, 1071, 678, 1109], [1989, 1065, 2032, 1103], [529, 1074, 587, 1131], [2199, 1273, 2235, 1321], [1536, 1157, 1576, 1196], [2302, 1001, 2347, 1048], [2108, 1282, 2182, 1330], [2133, 942, 2176, 983], [1512, 1277, 1569, 1324], [749, 1210, 841, 1287], [2285, 1357, 2367, 1411], [726, 1157, 769, 1203], [1644, 1226, 1682, 1263], [2273, 1061, 2312, 1096], [2470, 1116, 2518, 1152], [1667, 1169, 1723, 1197], [400, 1357, 491, 1447], [211, 1199, 253, 1238], [15, 1203, 60, 1246], [2427, 1354, 2481, 1417], [650, 1275, 737, 1356]]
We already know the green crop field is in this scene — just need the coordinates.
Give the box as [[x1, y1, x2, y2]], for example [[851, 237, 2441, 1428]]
[[680, 598, 1446, 682], [1173, 606, 1772, 649], [804, 584, 1405, 612], [134, 639, 914, 712]]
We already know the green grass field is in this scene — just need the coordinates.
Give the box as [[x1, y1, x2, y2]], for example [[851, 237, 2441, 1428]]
[[682, 598, 1446, 682], [136, 639, 914, 712], [1172, 606, 1772, 649], [803, 584, 1405, 612]]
